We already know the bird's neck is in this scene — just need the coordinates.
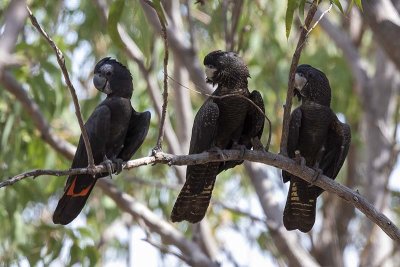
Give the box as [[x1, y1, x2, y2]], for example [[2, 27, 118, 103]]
[[215, 85, 249, 96], [302, 99, 330, 108]]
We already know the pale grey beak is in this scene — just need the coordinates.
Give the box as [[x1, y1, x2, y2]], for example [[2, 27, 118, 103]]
[[294, 73, 307, 91], [93, 73, 112, 94]]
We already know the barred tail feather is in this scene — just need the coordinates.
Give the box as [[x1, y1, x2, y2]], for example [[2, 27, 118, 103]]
[[283, 178, 317, 233], [171, 163, 219, 223]]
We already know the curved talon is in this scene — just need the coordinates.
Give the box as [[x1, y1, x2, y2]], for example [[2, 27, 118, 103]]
[[101, 156, 114, 179], [231, 142, 247, 158], [294, 150, 306, 167], [114, 158, 124, 174], [309, 168, 323, 186], [209, 146, 227, 162]]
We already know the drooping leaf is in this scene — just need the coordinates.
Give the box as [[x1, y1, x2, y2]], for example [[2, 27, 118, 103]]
[[298, 0, 306, 23], [107, 0, 126, 48], [353, 0, 363, 11], [150, 0, 168, 27], [332, 0, 344, 13], [285, 0, 299, 38]]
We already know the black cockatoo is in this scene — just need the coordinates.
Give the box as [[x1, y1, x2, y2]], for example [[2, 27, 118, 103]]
[[282, 64, 351, 232], [171, 50, 265, 223], [53, 57, 151, 225]]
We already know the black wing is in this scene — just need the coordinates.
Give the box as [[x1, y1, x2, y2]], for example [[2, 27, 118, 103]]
[[282, 107, 302, 183], [188, 100, 219, 154], [219, 90, 265, 173], [320, 116, 351, 179], [53, 105, 111, 225], [171, 100, 220, 223], [118, 109, 151, 161], [241, 90, 265, 147]]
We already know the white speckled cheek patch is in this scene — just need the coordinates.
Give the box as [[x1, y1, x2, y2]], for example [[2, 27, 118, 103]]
[[205, 66, 217, 80], [294, 73, 307, 90]]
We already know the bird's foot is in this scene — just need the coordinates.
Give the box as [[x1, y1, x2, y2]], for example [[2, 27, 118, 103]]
[[101, 156, 114, 179], [209, 146, 227, 162], [231, 142, 247, 159], [294, 150, 306, 167], [309, 168, 323, 186], [251, 137, 265, 152], [113, 158, 124, 175]]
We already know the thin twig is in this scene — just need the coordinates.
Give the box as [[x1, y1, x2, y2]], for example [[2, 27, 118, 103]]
[[305, 2, 333, 38], [145, 1, 169, 153], [4, 150, 400, 243], [212, 200, 266, 224], [279, 0, 319, 156], [143, 238, 190, 263], [167, 74, 272, 150], [26, 7, 95, 171]]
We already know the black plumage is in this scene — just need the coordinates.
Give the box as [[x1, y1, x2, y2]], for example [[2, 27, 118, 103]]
[[53, 57, 151, 225], [282, 64, 351, 232], [171, 50, 265, 223]]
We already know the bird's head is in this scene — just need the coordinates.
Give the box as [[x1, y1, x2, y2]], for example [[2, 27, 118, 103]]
[[294, 64, 331, 106], [93, 57, 133, 98], [203, 50, 250, 89]]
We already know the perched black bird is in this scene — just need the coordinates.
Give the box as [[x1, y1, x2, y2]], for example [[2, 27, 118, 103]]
[[282, 64, 351, 232], [171, 50, 265, 223], [53, 57, 151, 225]]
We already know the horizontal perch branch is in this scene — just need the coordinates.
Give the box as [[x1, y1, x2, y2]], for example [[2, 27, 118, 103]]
[[2, 149, 400, 242]]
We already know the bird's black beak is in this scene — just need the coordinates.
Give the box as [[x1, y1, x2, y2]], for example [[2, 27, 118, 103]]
[[293, 88, 302, 101], [93, 73, 112, 94]]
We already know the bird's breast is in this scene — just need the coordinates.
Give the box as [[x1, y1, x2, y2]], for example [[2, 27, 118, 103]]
[[297, 104, 334, 162], [215, 97, 250, 147]]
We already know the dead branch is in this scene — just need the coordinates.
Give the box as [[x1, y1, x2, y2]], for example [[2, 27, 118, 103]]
[[3, 149, 400, 243], [144, 1, 170, 153], [26, 7, 95, 171]]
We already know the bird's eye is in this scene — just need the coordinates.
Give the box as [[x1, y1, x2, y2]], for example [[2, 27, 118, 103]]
[[207, 64, 215, 69]]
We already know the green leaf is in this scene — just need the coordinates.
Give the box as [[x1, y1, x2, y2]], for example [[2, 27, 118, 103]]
[[353, 0, 363, 11], [332, 0, 344, 13], [285, 0, 299, 39], [107, 0, 126, 48], [299, 0, 306, 23], [151, 0, 168, 27]]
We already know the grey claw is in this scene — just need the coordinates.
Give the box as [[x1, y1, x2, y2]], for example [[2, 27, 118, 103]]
[[102, 156, 114, 179], [209, 146, 227, 162], [114, 158, 124, 174], [309, 168, 323, 186]]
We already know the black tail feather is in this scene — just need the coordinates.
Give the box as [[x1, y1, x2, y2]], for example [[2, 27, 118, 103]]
[[53, 176, 97, 225]]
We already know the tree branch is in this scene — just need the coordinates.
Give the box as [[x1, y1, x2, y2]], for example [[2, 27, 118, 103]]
[[280, 0, 319, 156], [26, 7, 95, 170], [245, 162, 320, 267], [2, 69, 215, 267], [316, 8, 368, 98], [97, 179, 219, 267], [139, 0, 212, 95], [4, 149, 400, 243], [144, 1, 170, 153], [0, 0, 27, 70], [0, 71, 76, 159], [362, 0, 400, 71]]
